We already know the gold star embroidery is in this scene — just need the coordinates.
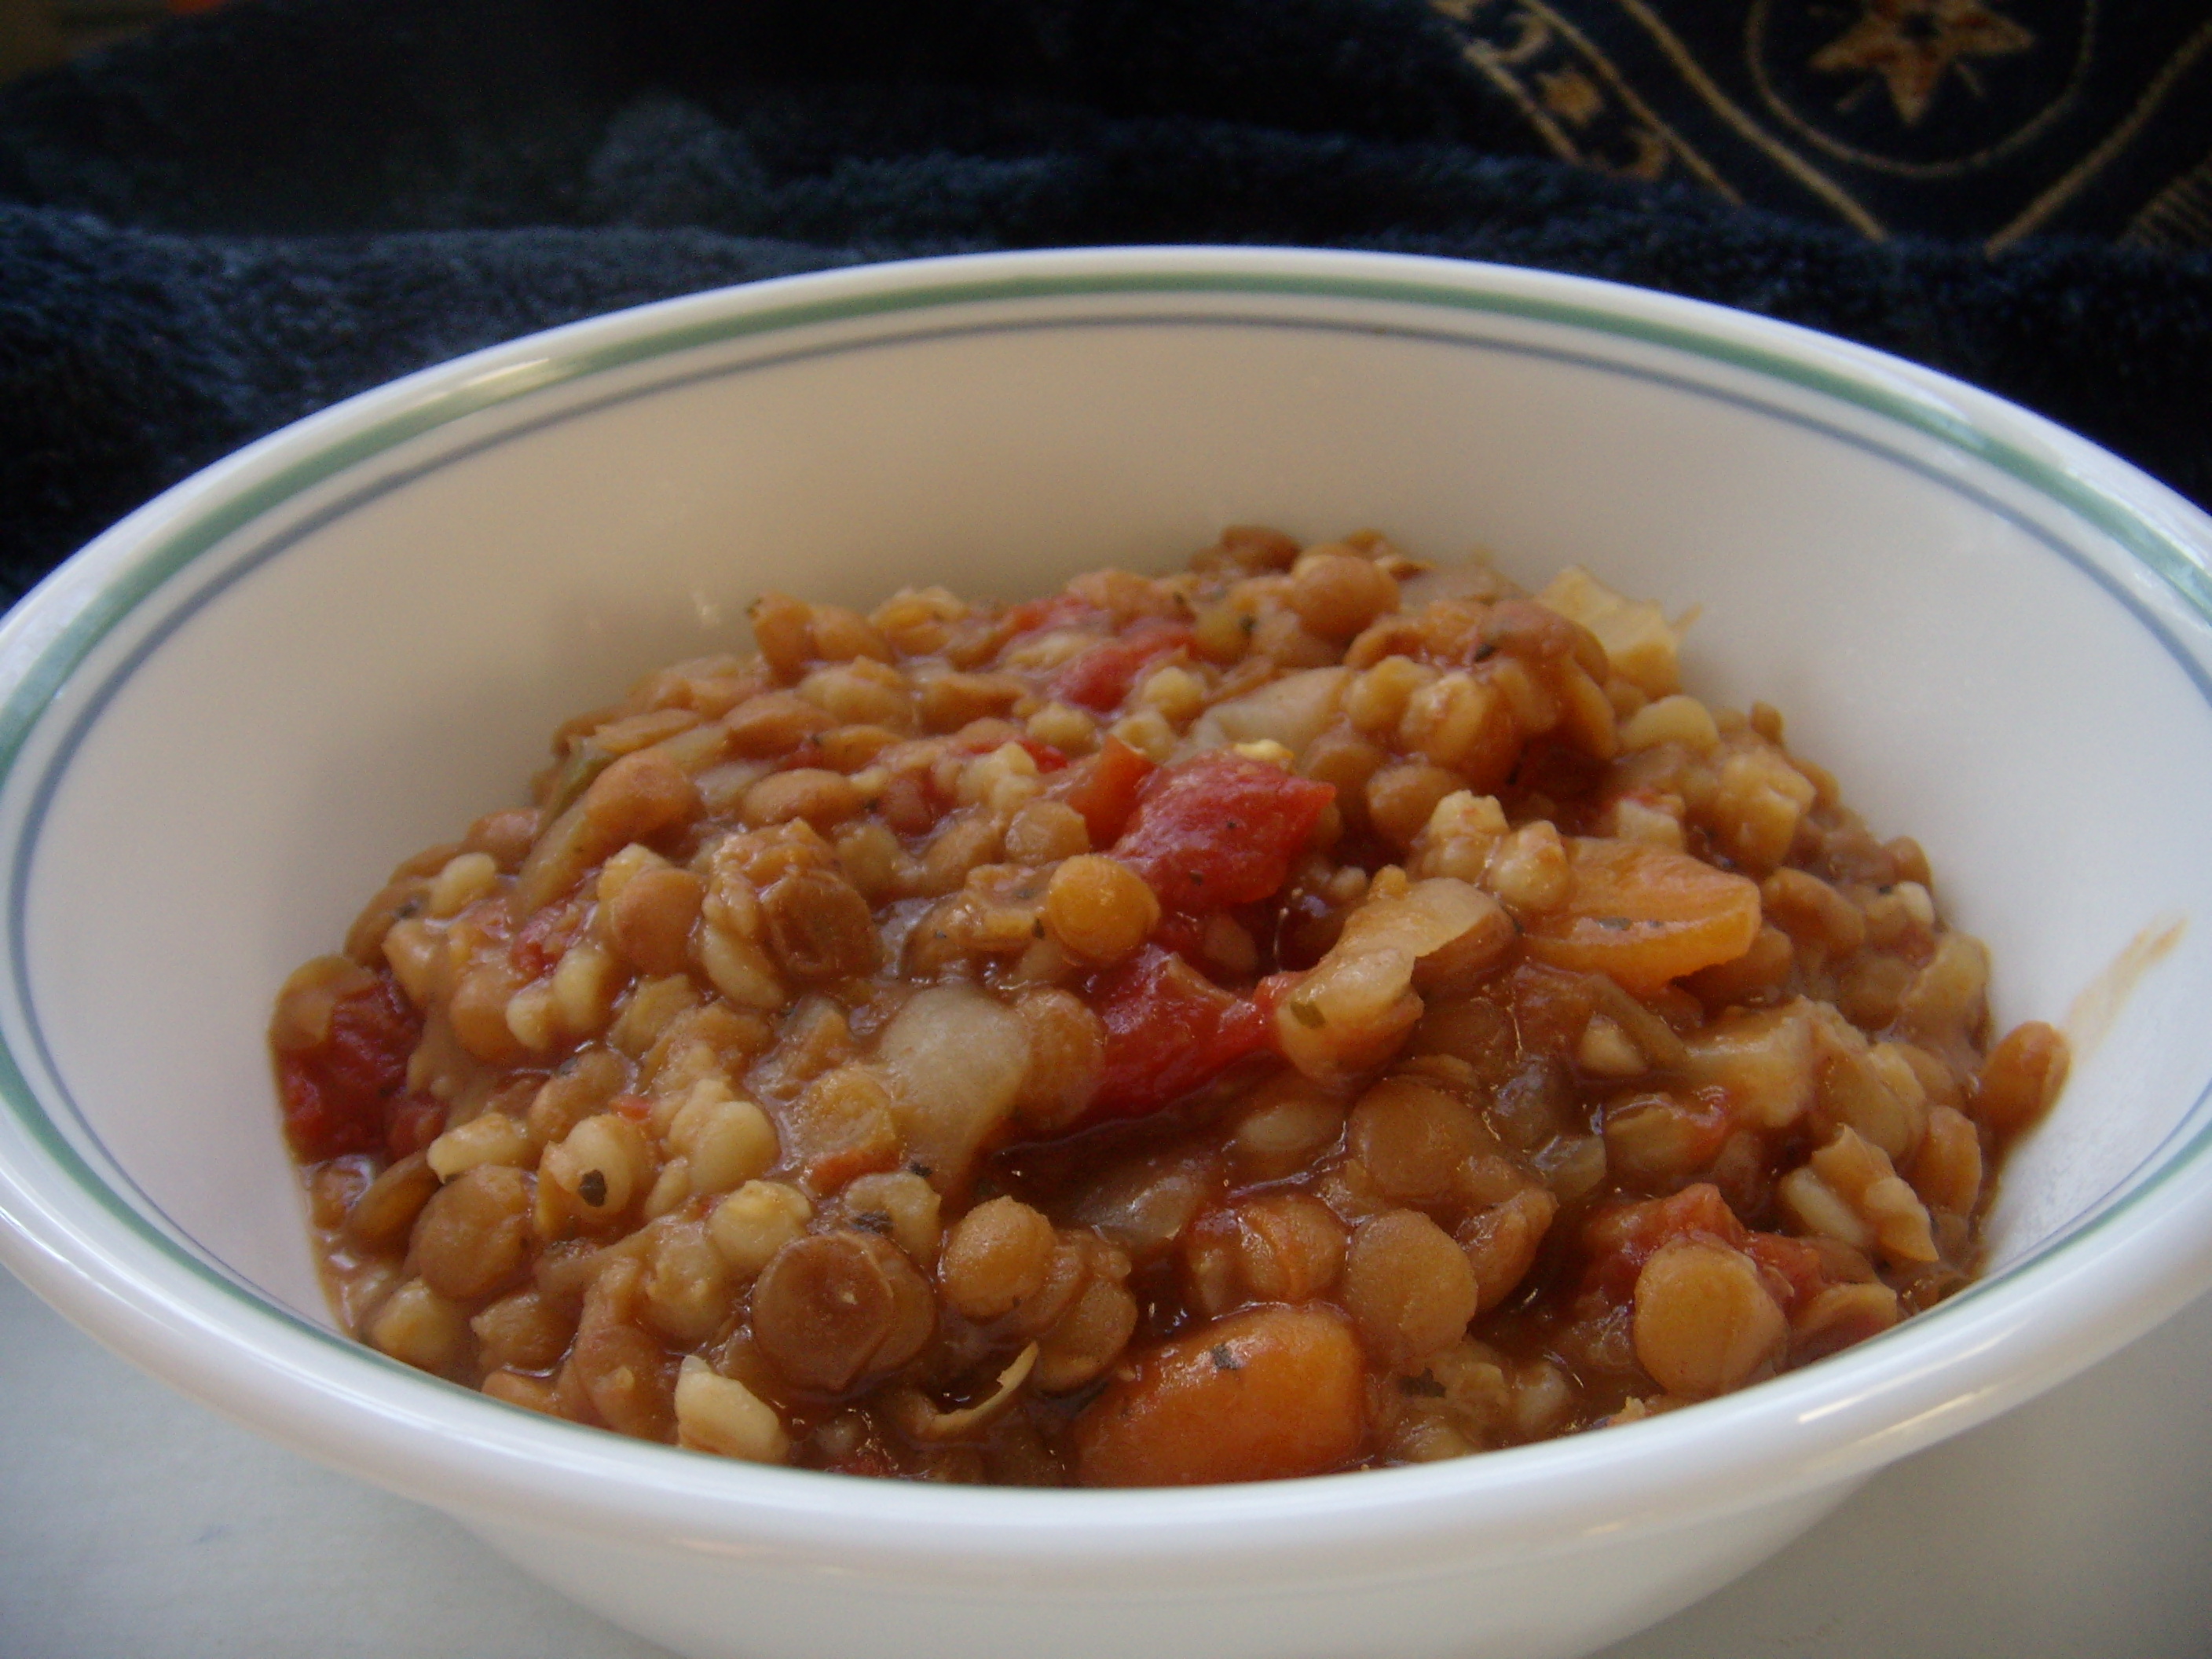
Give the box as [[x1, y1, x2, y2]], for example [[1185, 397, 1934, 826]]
[[1810, 0, 2034, 126]]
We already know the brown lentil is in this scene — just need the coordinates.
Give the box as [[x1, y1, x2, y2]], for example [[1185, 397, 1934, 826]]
[[940, 1196, 1060, 1320], [1042, 855, 1161, 964]]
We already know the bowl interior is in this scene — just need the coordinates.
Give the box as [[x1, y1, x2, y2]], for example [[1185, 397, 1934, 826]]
[[9, 265, 2212, 1328]]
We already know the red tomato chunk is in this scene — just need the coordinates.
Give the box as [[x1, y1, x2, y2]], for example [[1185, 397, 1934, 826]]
[[1089, 946, 1276, 1119], [276, 973, 424, 1161], [1113, 751, 1335, 913], [1054, 735, 1155, 846], [1049, 621, 1196, 712]]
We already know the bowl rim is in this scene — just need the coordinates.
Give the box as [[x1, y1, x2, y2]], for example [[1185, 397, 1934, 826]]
[[4, 244, 2212, 1574]]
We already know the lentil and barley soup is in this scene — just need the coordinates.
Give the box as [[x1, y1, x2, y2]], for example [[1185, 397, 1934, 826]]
[[272, 529, 2066, 1485]]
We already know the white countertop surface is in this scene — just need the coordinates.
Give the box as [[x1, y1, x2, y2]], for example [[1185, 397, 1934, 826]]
[[3, 1267, 2208, 1659]]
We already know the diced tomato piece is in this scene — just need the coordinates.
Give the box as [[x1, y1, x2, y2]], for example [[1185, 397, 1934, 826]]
[[276, 973, 423, 1162], [1049, 621, 1196, 712], [1113, 752, 1335, 913], [1089, 947, 1277, 1119], [1149, 911, 1211, 963], [1054, 736, 1156, 846], [1579, 1182, 1748, 1301]]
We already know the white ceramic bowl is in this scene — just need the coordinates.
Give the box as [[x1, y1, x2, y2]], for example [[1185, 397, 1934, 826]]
[[3, 247, 2212, 1659]]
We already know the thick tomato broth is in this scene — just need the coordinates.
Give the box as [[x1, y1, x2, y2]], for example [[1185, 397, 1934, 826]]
[[272, 529, 2066, 1486]]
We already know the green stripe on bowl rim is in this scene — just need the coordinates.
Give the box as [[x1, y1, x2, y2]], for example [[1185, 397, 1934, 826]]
[[2, 251, 2210, 1430]]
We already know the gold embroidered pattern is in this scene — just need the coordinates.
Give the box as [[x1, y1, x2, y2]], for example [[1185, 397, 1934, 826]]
[[2126, 152, 2212, 250], [1434, 0, 2212, 246], [1745, 0, 2093, 181], [1602, 0, 1887, 234], [1989, 13, 2212, 249], [1432, 0, 1738, 195], [1810, 0, 2036, 126]]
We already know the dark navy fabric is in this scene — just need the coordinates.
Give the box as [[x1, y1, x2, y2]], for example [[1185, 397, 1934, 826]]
[[3, 0, 2209, 606], [1426, 1, 2212, 247]]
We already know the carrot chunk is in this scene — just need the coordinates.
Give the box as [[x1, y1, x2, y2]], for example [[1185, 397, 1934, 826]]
[[1049, 621, 1196, 712], [1522, 837, 1761, 994], [1074, 1305, 1366, 1485]]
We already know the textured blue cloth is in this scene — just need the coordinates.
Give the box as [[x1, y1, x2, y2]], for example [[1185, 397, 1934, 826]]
[[3, 0, 2209, 604]]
